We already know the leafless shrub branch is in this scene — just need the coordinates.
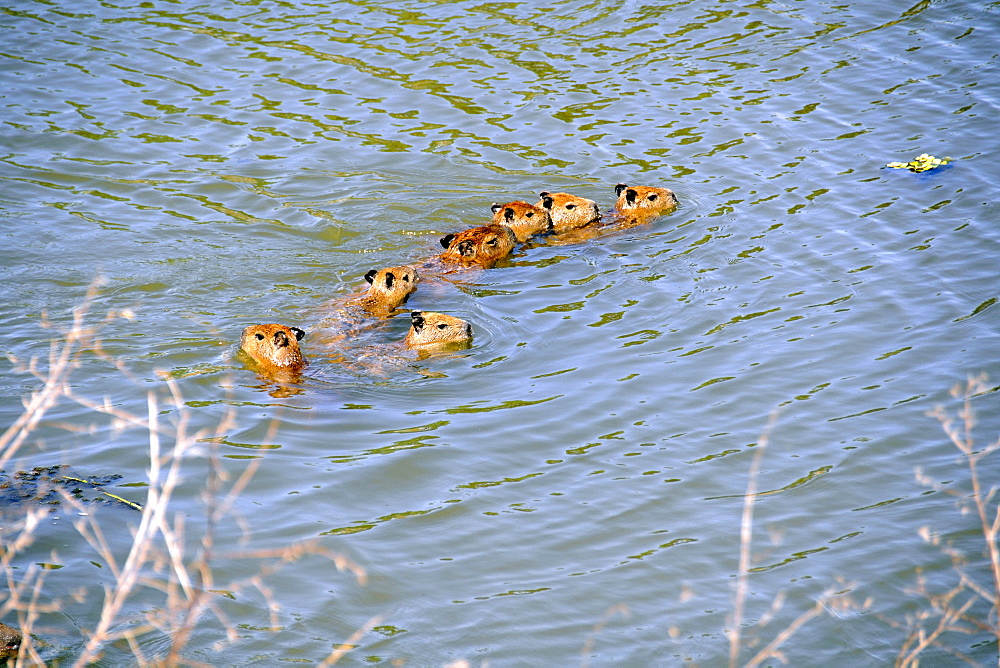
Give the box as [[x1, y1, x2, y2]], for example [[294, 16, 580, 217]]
[[893, 373, 1000, 667], [1, 282, 367, 664]]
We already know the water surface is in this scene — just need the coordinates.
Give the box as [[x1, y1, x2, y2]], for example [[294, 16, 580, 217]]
[[1, 0, 998, 664]]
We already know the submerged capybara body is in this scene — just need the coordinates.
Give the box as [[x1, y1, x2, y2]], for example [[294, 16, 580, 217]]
[[355, 265, 419, 317], [438, 224, 516, 268], [240, 323, 306, 374], [535, 191, 601, 233], [613, 183, 678, 224], [404, 311, 473, 349], [0, 622, 22, 662], [491, 201, 553, 242]]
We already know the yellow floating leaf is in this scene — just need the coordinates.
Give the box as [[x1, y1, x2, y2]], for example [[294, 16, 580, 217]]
[[886, 154, 951, 172]]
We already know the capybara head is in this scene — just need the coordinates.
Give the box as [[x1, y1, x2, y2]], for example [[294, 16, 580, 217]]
[[240, 323, 306, 371], [490, 201, 553, 242], [0, 622, 22, 661], [438, 224, 516, 267], [362, 265, 419, 315], [614, 183, 678, 213], [404, 310, 473, 349], [536, 191, 601, 232]]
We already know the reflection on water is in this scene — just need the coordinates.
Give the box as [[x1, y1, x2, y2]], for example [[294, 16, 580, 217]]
[[2, 0, 999, 664]]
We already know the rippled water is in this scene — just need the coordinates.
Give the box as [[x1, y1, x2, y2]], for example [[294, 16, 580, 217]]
[[2, 0, 999, 664]]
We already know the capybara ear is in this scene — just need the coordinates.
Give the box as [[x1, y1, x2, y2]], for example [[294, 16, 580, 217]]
[[440, 233, 455, 249], [626, 188, 638, 204], [457, 240, 475, 256], [615, 183, 628, 197], [491, 202, 502, 214], [410, 311, 425, 332], [291, 327, 306, 341], [540, 194, 554, 209], [364, 269, 378, 284], [274, 330, 291, 347], [384, 271, 395, 288], [504, 207, 515, 221]]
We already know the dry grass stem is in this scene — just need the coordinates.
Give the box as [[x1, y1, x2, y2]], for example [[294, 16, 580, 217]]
[[728, 409, 779, 668], [581, 604, 630, 667], [744, 587, 859, 668], [317, 615, 384, 667]]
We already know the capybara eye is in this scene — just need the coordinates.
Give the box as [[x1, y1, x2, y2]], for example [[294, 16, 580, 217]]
[[525, 212, 534, 218], [255, 333, 264, 340], [565, 204, 576, 210], [437, 323, 448, 330], [648, 194, 658, 201]]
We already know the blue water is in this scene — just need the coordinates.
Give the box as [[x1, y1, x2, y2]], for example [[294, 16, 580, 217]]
[[1, 0, 998, 664]]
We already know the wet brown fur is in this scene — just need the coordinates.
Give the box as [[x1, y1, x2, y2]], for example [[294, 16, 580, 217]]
[[404, 311, 473, 349], [613, 183, 678, 224], [490, 201, 552, 242], [535, 191, 601, 233], [438, 224, 516, 268], [240, 323, 306, 373], [356, 265, 419, 317]]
